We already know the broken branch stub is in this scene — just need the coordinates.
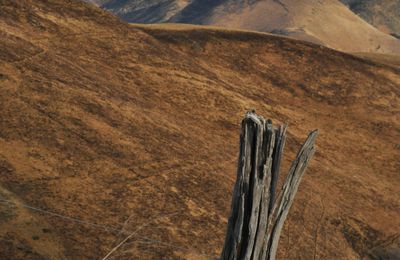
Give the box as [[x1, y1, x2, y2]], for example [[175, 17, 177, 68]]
[[221, 112, 318, 260]]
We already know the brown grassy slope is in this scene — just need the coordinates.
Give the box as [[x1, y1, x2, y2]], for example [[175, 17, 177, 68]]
[[354, 52, 400, 68], [0, 0, 399, 259], [86, 0, 400, 55], [202, 0, 400, 55]]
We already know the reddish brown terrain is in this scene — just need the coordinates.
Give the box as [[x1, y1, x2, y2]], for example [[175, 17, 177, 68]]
[[0, 0, 399, 259]]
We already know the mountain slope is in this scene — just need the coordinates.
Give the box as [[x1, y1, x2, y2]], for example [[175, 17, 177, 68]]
[[101, 0, 193, 23], [340, 0, 400, 37], [1, 0, 400, 259], [171, 0, 400, 54], [87, 0, 400, 54]]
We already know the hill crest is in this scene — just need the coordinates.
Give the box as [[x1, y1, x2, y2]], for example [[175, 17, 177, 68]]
[[86, 0, 400, 54]]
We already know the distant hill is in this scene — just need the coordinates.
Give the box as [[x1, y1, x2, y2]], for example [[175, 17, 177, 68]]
[[100, 0, 192, 23], [86, 0, 400, 54], [340, 0, 400, 38], [1, 0, 400, 259]]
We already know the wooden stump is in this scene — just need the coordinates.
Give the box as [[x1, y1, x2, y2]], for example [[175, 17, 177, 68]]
[[221, 112, 318, 260]]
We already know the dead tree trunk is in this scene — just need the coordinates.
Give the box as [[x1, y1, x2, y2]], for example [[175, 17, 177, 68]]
[[221, 112, 318, 260]]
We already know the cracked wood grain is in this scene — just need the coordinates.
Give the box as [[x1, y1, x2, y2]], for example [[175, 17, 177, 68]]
[[221, 112, 318, 260]]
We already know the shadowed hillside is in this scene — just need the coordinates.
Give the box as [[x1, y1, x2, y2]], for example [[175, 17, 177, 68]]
[[172, 0, 400, 54], [0, 0, 399, 259], [340, 0, 400, 37], [100, 0, 193, 23], [86, 0, 400, 55]]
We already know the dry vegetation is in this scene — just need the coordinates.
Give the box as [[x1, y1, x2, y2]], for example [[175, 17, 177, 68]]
[[340, 0, 400, 36], [354, 52, 400, 68], [87, 0, 400, 55], [0, 0, 399, 259], [202, 0, 400, 55]]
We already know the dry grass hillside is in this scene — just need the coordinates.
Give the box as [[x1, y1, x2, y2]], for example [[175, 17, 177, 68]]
[[340, 0, 400, 37], [199, 0, 400, 54], [0, 0, 400, 259], [86, 0, 400, 55], [354, 52, 400, 68]]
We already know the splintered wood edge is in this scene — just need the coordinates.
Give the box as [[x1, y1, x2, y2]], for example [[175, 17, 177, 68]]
[[266, 129, 318, 260], [221, 112, 318, 260]]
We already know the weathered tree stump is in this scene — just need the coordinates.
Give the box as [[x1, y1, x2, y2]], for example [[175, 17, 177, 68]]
[[221, 112, 318, 260]]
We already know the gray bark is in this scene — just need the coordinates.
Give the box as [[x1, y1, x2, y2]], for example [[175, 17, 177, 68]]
[[221, 112, 318, 260]]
